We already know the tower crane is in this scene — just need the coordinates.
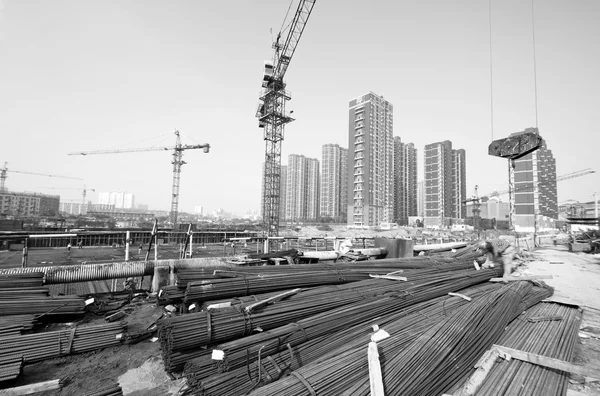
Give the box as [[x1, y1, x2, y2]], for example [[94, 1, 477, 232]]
[[256, 0, 316, 237], [68, 131, 210, 228], [464, 168, 596, 222], [38, 185, 95, 212], [0, 162, 83, 192]]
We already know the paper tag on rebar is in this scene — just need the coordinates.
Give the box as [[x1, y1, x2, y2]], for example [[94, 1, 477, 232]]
[[158, 289, 163, 297], [150, 337, 158, 342], [189, 303, 196, 311], [207, 302, 232, 310], [116, 333, 123, 340], [371, 329, 390, 343], [371, 324, 379, 332], [473, 261, 481, 270], [211, 349, 225, 361], [85, 298, 95, 306]]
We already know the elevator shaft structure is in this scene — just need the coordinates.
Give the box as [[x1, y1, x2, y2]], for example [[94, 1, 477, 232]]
[[257, 0, 316, 237]]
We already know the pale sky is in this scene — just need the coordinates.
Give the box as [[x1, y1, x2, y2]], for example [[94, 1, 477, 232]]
[[1, 0, 598, 215]]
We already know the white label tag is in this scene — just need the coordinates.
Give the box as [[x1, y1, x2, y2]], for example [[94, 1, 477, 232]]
[[371, 324, 379, 332], [150, 337, 159, 342], [189, 304, 196, 311], [207, 302, 231, 310], [371, 329, 390, 343], [211, 349, 225, 361], [158, 289, 163, 297], [116, 334, 123, 340], [85, 298, 95, 306]]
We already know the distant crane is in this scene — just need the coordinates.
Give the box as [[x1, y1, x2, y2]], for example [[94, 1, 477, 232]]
[[68, 131, 210, 228], [0, 162, 83, 192], [256, 0, 316, 237], [464, 169, 596, 224]]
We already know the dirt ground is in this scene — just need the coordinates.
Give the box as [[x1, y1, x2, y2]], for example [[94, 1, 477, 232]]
[[520, 246, 600, 395]]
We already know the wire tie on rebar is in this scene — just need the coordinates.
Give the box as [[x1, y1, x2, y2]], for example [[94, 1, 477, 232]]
[[65, 328, 76, 355], [291, 322, 308, 343], [290, 371, 317, 396], [206, 310, 212, 345], [243, 276, 251, 296], [265, 355, 282, 378]]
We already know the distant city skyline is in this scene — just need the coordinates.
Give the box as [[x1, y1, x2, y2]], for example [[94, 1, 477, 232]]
[[1, 2, 598, 214]]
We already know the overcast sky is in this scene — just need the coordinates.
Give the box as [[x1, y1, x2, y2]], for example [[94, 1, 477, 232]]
[[1, 0, 598, 215]]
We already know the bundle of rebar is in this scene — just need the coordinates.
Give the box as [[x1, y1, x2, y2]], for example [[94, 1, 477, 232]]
[[0, 296, 85, 316], [456, 302, 582, 396], [251, 281, 552, 396], [81, 383, 124, 396], [0, 322, 126, 363], [0, 314, 37, 334], [0, 354, 23, 383], [184, 282, 502, 395], [160, 263, 495, 369], [0, 286, 50, 299], [178, 267, 503, 379], [0, 272, 45, 288]]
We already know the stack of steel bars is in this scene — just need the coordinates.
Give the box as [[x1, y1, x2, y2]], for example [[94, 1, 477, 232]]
[[183, 282, 501, 395], [0, 354, 23, 383], [453, 302, 582, 396], [250, 281, 552, 396], [177, 267, 503, 378], [81, 383, 124, 396], [0, 296, 85, 316], [158, 262, 494, 371], [0, 272, 45, 288], [0, 322, 126, 363]]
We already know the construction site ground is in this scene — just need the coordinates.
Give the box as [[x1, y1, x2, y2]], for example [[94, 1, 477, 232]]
[[3, 246, 600, 395]]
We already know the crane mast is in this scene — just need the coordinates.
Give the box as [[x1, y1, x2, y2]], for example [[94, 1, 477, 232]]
[[257, 0, 316, 237]]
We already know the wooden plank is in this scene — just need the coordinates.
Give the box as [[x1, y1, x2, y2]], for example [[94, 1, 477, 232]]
[[493, 345, 600, 379], [490, 275, 553, 283], [453, 348, 501, 396], [368, 341, 385, 396], [0, 379, 62, 395], [244, 288, 302, 313]]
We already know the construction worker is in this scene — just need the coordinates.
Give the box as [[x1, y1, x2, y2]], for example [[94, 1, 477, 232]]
[[67, 243, 72, 253], [479, 239, 517, 280], [123, 277, 137, 291]]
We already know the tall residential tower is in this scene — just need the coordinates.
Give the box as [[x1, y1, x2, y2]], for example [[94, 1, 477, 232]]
[[424, 140, 467, 227], [285, 154, 320, 221], [320, 144, 348, 221], [393, 137, 418, 225], [347, 92, 394, 227]]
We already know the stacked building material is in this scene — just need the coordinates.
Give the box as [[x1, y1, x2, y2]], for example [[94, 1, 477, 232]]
[[183, 283, 502, 395], [0, 322, 126, 363], [0, 272, 45, 288], [251, 281, 552, 396], [0, 296, 85, 316], [0, 314, 37, 334], [173, 266, 502, 375], [81, 383, 124, 396], [454, 302, 582, 396], [0, 354, 23, 383], [0, 286, 50, 299]]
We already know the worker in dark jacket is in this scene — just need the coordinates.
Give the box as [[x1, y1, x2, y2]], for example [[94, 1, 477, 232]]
[[479, 239, 516, 280]]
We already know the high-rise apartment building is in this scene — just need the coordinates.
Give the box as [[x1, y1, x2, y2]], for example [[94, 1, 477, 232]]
[[98, 192, 135, 209], [424, 140, 467, 227], [285, 154, 320, 221], [511, 128, 557, 230], [417, 181, 425, 217], [320, 144, 348, 221], [347, 92, 394, 227], [393, 137, 418, 225]]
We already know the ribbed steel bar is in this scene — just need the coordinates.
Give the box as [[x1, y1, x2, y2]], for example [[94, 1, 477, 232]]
[[178, 267, 504, 380], [251, 281, 552, 396], [0, 322, 126, 363], [80, 383, 124, 396]]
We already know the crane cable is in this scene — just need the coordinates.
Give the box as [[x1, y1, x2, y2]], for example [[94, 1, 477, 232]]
[[531, 0, 539, 130], [488, 0, 494, 141], [279, 0, 295, 37]]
